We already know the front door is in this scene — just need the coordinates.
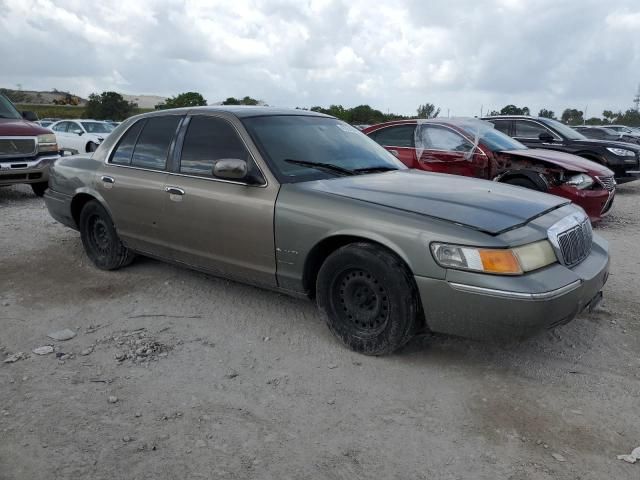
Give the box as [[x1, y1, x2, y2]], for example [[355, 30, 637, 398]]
[[161, 114, 279, 288], [415, 124, 489, 178], [97, 115, 183, 256]]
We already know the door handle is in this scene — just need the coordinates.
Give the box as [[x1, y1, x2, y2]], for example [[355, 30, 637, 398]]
[[165, 186, 185, 196], [101, 175, 115, 184]]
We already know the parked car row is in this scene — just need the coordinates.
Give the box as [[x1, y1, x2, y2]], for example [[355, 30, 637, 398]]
[[49, 119, 115, 154], [574, 125, 640, 145], [42, 107, 610, 355], [363, 118, 616, 222]]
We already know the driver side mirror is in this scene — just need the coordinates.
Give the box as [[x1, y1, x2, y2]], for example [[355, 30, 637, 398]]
[[213, 158, 248, 181], [538, 132, 554, 142], [72, 130, 83, 136], [22, 111, 38, 122]]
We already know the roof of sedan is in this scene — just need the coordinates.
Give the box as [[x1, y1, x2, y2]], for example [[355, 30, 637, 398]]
[[152, 106, 333, 119]]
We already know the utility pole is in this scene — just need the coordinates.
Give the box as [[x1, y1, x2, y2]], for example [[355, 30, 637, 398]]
[[584, 105, 588, 125], [633, 83, 640, 112]]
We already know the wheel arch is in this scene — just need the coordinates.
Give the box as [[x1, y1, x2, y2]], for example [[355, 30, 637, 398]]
[[496, 169, 549, 191], [301, 233, 414, 299], [70, 188, 113, 228]]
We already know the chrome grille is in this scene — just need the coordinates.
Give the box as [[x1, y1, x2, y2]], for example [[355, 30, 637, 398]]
[[597, 176, 616, 191], [556, 219, 592, 267], [0, 138, 36, 158]]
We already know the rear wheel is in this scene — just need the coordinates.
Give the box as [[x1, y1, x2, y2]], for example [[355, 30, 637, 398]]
[[31, 182, 48, 197], [316, 242, 419, 355], [504, 177, 540, 191], [79, 200, 135, 270]]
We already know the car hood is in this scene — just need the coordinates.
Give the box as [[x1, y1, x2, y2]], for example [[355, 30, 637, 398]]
[[303, 170, 569, 235], [504, 148, 613, 176], [0, 117, 52, 136]]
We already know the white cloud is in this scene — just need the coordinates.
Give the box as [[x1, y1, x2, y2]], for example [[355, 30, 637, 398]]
[[1, 0, 640, 117]]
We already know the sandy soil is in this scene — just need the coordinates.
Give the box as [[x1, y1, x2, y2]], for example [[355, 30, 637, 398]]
[[1, 182, 639, 480]]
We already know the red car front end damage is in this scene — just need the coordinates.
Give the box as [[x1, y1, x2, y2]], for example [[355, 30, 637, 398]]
[[363, 119, 615, 222]]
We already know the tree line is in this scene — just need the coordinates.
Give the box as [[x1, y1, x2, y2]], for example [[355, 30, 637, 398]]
[[488, 104, 640, 127], [46, 89, 640, 127]]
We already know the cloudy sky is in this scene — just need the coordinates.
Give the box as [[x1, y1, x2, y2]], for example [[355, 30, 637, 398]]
[[2, 0, 640, 117]]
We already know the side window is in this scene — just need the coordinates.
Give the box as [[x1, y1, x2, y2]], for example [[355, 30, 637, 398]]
[[179, 116, 249, 176], [515, 120, 551, 138], [371, 125, 415, 148], [589, 129, 604, 139], [131, 116, 182, 170], [68, 122, 83, 134], [53, 122, 69, 132], [420, 126, 473, 152], [111, 120, 145, 165], [490, 120, 510, 134]]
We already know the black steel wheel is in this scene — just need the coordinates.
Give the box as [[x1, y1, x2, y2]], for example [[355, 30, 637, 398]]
[[316, 242, 420, 355], [31, 182, 48, 197], [87, 142, 98, 153], [79, 200, 135, 270]]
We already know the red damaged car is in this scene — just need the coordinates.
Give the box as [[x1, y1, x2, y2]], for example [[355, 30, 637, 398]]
[[363, 118, 615, 221]]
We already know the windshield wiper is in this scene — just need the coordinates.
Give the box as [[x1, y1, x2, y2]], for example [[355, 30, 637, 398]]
[[352, 166, 399, 174], [284, 158, 354, 176]]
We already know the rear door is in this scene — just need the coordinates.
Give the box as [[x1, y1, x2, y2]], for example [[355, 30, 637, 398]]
[[415, 124, 488, 178], [160, 114, 279, 287], [97, 114, 183, 255], [368, 124, 418, 168]]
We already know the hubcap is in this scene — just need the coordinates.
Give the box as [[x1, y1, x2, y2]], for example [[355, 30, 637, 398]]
[[335, 269, 389, 335], [88, 215, 111, 255]]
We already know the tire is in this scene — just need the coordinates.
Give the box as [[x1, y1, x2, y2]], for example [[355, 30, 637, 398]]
[[86, 142, 98, 153], [79, 200, 135, 270], [31, 182, 48, 197], [504, 177, 541, 191], [316, 242, 419, 355]]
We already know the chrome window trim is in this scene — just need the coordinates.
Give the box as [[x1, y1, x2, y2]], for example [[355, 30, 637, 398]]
[[449, 280, 582, 301], [103, 113, 269, 188], [513, 119, 562, 141]]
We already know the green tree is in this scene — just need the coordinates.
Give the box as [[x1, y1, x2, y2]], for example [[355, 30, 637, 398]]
[[616, 108, 640, 127], [416, 103, 440, 119], [85, 92, 136, 120], [221, 96, 263, 106], [602, 110, 617, 124], [500, 105, 530, 115], [561, 108, 584, 125], [584, 117, 604, 125], [538, 109, 556, 119], [155, 92, 206, 110]]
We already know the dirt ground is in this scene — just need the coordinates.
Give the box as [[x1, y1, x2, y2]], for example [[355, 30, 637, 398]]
[[1, 182, 639, 480]]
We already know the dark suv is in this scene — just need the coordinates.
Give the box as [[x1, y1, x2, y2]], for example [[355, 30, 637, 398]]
[[0, 93, 59, 196], [482, 115, 640, 182]]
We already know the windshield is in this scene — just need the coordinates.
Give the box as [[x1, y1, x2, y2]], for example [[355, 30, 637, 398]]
[[81, 121, 114, 133], [456, 120, 528, 151], [242, 115, 405, 183], [0, 94, 22, 120], [544, 119, 586, 140]]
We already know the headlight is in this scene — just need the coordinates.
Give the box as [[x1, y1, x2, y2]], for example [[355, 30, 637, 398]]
[[565, 173, 594, 190], [431, 240, 557, 275], [37, 134, 58, 153], [606, 147, 635, 157]]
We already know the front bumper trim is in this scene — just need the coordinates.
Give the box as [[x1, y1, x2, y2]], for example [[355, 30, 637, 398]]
[[449, 279, 582, 301]]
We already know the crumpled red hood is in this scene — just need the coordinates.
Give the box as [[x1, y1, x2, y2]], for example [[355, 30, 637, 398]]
[[505, 148, 613, 176]]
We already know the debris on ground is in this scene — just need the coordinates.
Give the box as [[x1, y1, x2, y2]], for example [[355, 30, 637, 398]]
[[32, 346, 54, 355], [108, 395, 119, 404], [617, 447, 640, 464], [80, 347, 93, 356], [3, 352, 28, 363], [98, 329, 172, 364], [551, 453, 566, 462], [224, 371, 239, 379], [47, 329, 77, 341]]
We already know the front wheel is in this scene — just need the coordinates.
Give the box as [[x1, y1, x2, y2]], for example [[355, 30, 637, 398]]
[[316, 242, 420, 355], [31, 182, 48, 197], [79, 200, 135, 270], [504, 177, 541, 191], [86, 142, 98, 153]]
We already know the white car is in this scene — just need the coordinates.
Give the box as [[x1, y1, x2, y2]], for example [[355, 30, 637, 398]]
[[50, 119, 114, 154]]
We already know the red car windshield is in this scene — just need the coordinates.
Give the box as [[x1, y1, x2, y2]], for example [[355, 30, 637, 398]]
[[0, 94, 22, 120]]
